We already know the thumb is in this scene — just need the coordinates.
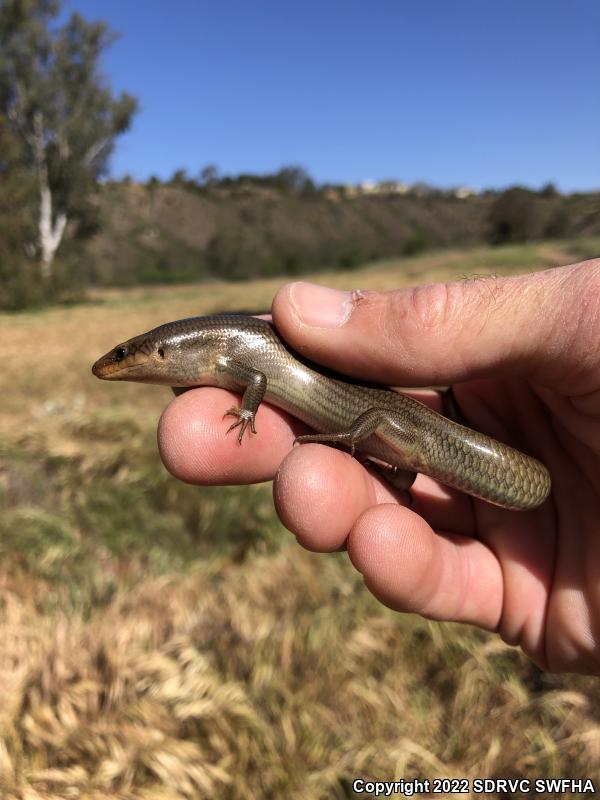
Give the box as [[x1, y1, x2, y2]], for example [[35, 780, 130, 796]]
[[271, 260, 600, 392]]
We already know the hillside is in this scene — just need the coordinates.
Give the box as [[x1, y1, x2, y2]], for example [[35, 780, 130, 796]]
[[85, 181, 600, 286]]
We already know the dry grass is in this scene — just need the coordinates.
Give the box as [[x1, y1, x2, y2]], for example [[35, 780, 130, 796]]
[[2, 244, 600, 799], [2, 549, 600, 799]]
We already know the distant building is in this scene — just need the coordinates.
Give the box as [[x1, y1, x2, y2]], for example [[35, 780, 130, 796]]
[[345, 179, 410, 196], [360, 180, 377, 194], [343, 180, 472, 198], [378, 180, 409, 195], [454, 186, 476, 199]]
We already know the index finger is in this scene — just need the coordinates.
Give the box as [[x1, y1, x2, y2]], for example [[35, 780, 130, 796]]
[[157, 386, 306, 484]]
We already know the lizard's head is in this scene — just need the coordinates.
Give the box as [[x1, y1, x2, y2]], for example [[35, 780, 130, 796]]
[[92, 318, 212, 386], [91, 330, 173, 384]]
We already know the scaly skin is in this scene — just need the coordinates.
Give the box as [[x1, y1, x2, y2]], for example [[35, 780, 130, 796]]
[[92, 314, 550, 510]]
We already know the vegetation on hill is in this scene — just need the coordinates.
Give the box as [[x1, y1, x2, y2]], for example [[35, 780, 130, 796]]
[[82, 177, 600, 291]]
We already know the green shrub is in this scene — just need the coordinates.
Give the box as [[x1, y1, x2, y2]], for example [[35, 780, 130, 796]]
[[0, 252, 84, 311], [402, 232, 429, 256]]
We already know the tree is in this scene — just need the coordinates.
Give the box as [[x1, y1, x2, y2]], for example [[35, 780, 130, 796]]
[[0, 114, 37, 307], [0, 0, 137, 281], [487, 187, 547, 244], [539, 182, 559, 198], [0, 114, 34, 252], [273, 165, 315, 193], [199, 163, 219, 186], [170, 168, 189, 186]]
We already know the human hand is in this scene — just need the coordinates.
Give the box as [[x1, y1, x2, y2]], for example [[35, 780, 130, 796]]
[[158, 259, 600, 674]]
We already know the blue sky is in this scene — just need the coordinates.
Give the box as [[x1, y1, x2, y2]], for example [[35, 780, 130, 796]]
[[70, 0, 599, 191]]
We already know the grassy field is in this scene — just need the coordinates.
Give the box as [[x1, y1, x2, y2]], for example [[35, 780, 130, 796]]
[[1, 241, 600, 799]]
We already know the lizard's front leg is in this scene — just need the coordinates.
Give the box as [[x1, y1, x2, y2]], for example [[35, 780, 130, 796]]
[[221, 361, 267, 443]]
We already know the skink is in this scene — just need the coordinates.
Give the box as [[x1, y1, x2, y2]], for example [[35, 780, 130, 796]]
[[92, 314, 551, 510]]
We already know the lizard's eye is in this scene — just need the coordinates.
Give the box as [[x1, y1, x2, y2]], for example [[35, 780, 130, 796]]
[[158, 347, 165, 358], [115, 346, 127, 361]]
